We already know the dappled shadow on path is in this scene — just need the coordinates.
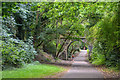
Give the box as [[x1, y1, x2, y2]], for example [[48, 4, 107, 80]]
[[41, 60, 73, 67], [72, 61, 92, 68]]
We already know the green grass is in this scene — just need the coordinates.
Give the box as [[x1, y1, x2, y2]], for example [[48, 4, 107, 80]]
[[2, 64, 65, 78], [0, 71, 1, 80]]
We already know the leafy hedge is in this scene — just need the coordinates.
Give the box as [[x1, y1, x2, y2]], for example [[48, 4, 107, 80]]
[[1, 29, 37, 69], [91, 40, 120, 69], [88, 7, 120, 69]]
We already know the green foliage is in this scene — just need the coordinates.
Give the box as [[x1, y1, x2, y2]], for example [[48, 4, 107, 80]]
[[1, 29, 37, 69], [2, 2, 120, 70], [43, 41, 57, 56], [2, 2, 37, 40], [105, 48, 120, 69], [87, 49, 89, 55], [67, 41, 80, 58], [80, 41, 85, 49], [91, 50, 106, 65], [86, 2, 120, 70]]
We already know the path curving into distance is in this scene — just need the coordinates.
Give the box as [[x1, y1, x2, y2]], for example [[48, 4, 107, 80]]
[[62, 50, 103, 79]]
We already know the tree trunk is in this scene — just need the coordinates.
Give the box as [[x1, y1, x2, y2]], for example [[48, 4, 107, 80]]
[[70, 45, 74, 59], [56, 20, 59, 56], [56, 31, 72, 57], [67, 41, 76, 54], [57, 40, 71, 59]]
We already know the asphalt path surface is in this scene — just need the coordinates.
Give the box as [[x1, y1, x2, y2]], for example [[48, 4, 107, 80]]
[[62, 50, 103, 79]]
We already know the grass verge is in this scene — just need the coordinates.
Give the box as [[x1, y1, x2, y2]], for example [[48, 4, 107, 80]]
[[0, 71, 1, 80], [2, 64, 65, 78]]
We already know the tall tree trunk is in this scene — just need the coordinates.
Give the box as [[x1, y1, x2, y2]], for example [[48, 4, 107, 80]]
[[56, 20, 58, 56], [33, 10, 39, 49]]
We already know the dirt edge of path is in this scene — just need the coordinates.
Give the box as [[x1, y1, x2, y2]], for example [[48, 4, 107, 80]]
[[86, 54, 120, 79], [44, 63, 72, 78], [94, 65, 120, 79], [45, 65, 71, 78], [44, 52, 80, 78]]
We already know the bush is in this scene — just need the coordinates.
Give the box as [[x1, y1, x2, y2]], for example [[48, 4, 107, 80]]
[[87, 49, 89, 55], [43, 40, 57, 56], [92, 54, 105, 65], [23, 61, 40, 67], [1, 29, 37, 69], [105, 48, 120, 69]]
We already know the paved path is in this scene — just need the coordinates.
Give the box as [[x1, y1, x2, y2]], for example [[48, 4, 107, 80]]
[[62, 50, 103, 79]]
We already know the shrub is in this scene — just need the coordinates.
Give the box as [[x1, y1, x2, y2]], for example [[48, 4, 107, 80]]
[[92, 54, 105, 65], [1, 29, 37, 69], [43, 40, 56, 56], [87, 49, 89, 55]]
